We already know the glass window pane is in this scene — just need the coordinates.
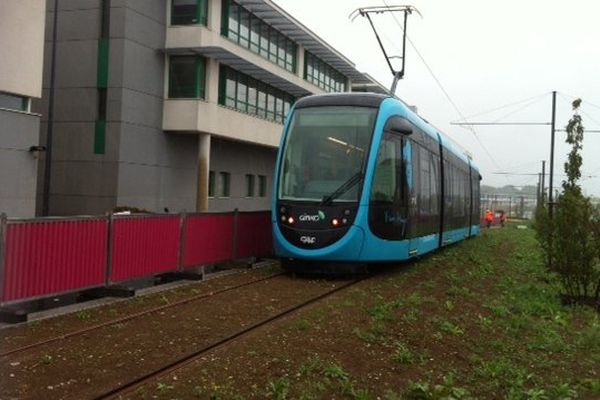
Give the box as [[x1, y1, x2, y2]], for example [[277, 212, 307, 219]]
[[260, 24, 269, 57], [246, 174, 255, 197], [266, 94, 275, 120], [172, 0, 198, 25], [257, 90, 267, 117], [208, 170, 215, 197], [275, 97, 283, 123], [239, 8, 249, 47], [279, 106, 378, 201], [259, 175, 267, 197], [220, 172, 230, 197], [228, 3, 239, 39], [237, 78, 247, 111], [0, 92, 28, 111], [268, 30, 278, 62], [169, 56, 197, 98], [283, 100, 290, 120], [195, 58, 206, 97], [250, 17, 260, 52], [225, 69, 236, 107], [248, 86, 257, 114]]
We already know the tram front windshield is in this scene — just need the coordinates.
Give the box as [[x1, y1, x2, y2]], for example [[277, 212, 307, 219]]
[[279, 106, 377, 202]]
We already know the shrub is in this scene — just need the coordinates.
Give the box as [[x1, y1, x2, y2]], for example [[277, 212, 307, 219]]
[[534, 99, 600, 304]]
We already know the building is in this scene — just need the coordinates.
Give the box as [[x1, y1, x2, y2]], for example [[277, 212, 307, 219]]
[[0, 1, 46, 218], [35, 0, 387, 216]]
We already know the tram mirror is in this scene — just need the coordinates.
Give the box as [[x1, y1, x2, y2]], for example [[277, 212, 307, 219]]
[[385, 117, 413, 135]]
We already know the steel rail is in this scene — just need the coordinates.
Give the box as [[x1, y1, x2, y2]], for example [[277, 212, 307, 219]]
[[94, 277, 367, 400], [0, 271, 285, 358]]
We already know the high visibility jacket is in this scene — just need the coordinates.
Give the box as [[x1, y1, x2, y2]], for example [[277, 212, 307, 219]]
[[485, 211, 494, 222]]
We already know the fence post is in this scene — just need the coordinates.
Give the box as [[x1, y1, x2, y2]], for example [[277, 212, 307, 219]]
[[178, 212, 187, 272], [105, 213, 114, 287], [0, 213, 7, 305], [232, 208, 239, 259]]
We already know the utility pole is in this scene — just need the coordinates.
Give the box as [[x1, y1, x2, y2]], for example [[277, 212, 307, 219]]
[[536, 176, 541, 206], [541, 160, 546, 202], [520, 196, 525, 219], [42, 0, 59, 216], [549, 91, 557, 217]]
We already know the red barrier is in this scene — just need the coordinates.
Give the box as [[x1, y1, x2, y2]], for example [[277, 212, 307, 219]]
[[182, 214, 234, 268], [109, 215, 181, 283], [0, 211, 273, 306], [236, 211, 273, 258], [1, 218, 108, 305]]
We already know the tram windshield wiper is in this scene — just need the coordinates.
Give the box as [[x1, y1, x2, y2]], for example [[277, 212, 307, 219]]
[[320, 171, 363, 206]]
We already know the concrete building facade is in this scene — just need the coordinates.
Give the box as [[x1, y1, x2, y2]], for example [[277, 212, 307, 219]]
[[36, 0, 386, 216], [0, 0, 46, 218]]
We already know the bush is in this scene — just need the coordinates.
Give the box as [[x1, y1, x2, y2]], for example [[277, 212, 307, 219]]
[[534, 99, 600, 304]]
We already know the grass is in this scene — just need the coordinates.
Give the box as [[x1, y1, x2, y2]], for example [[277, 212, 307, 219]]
[[141, 224, 600, 399]]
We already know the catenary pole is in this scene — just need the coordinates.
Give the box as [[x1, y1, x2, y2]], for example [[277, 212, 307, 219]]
[[548, 91, 557, 217]]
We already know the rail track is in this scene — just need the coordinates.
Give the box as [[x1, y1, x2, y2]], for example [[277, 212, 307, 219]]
[[0, 271, 285, 358], [93, 277, 366, 400]]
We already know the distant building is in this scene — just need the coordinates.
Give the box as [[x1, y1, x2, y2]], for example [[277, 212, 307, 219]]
[[34, 0, 387, 216], [0, 0, 46, 218]]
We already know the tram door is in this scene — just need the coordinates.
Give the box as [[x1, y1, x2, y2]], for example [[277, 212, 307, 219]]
[[368, 132, 409, 241]]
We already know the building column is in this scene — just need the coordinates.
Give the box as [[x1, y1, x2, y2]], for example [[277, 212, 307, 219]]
[[206, 58, 220, 104], [196, 133, 211, 212], [208, 0, 222, 33], [297, 45, 305, 79]]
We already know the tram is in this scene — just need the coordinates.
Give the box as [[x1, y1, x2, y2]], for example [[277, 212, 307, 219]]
[[272, 93, 480, 270]]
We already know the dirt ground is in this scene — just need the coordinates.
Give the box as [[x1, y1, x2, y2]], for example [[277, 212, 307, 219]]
[[1, 226, 599, 399]]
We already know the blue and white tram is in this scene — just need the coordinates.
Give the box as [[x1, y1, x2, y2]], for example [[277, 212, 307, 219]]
[[272, 93, 480, 269]]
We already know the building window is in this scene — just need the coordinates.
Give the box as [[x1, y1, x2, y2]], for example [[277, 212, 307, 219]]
[[208, 170, 215, 197], [304, 52, 347, 93], [168, 56, 206, 98], [0, 92, 29, 112], [245, 174, 255, 197], [218, 65, 294, 123], [171, 0, 208, 26], [220, 172, 230, 197], [221, 0, 297, 73], [258, 175, 267, 197]]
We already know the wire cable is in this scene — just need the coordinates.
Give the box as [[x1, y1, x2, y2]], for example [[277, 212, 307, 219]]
[[456, 92, 549, 122], [490, 94, 549, 124]]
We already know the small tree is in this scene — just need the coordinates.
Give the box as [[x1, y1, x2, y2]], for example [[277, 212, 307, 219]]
[[535, 99, 600, 303]]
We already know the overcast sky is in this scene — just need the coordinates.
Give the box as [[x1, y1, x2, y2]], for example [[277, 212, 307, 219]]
[[272, 0, 600, 197]]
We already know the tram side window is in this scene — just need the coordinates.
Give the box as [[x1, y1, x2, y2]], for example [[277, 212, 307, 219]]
[[471, 171, 480, 224], [371, 137, 398, 202], [369, 132, 406, 240], [443, 160, 453, 224], [430, 152, 440, 216], [463, 170, 471, 218], [455, 167, 464, 218], [419, 145, 431, 215]]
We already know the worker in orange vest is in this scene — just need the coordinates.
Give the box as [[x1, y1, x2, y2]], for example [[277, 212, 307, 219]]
[[485, 209, 494, 228]]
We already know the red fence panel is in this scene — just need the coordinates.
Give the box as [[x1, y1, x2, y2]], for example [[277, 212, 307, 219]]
[[182, 214, 234, 268], [109, 215, 181, 283], [235, 211, 273, 258], [1, 218, 108, 305]]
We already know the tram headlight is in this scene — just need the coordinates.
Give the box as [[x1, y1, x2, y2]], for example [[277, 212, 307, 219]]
[[332, 218, 340, 227], [287, 216, 295, 225]]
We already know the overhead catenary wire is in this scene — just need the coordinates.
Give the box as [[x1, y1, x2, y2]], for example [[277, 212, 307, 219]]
[[490, 93, 550, 124], [455, 92, 549, 122]]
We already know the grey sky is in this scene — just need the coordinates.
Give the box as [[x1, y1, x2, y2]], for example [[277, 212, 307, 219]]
[[273, 0, 600, 196]]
